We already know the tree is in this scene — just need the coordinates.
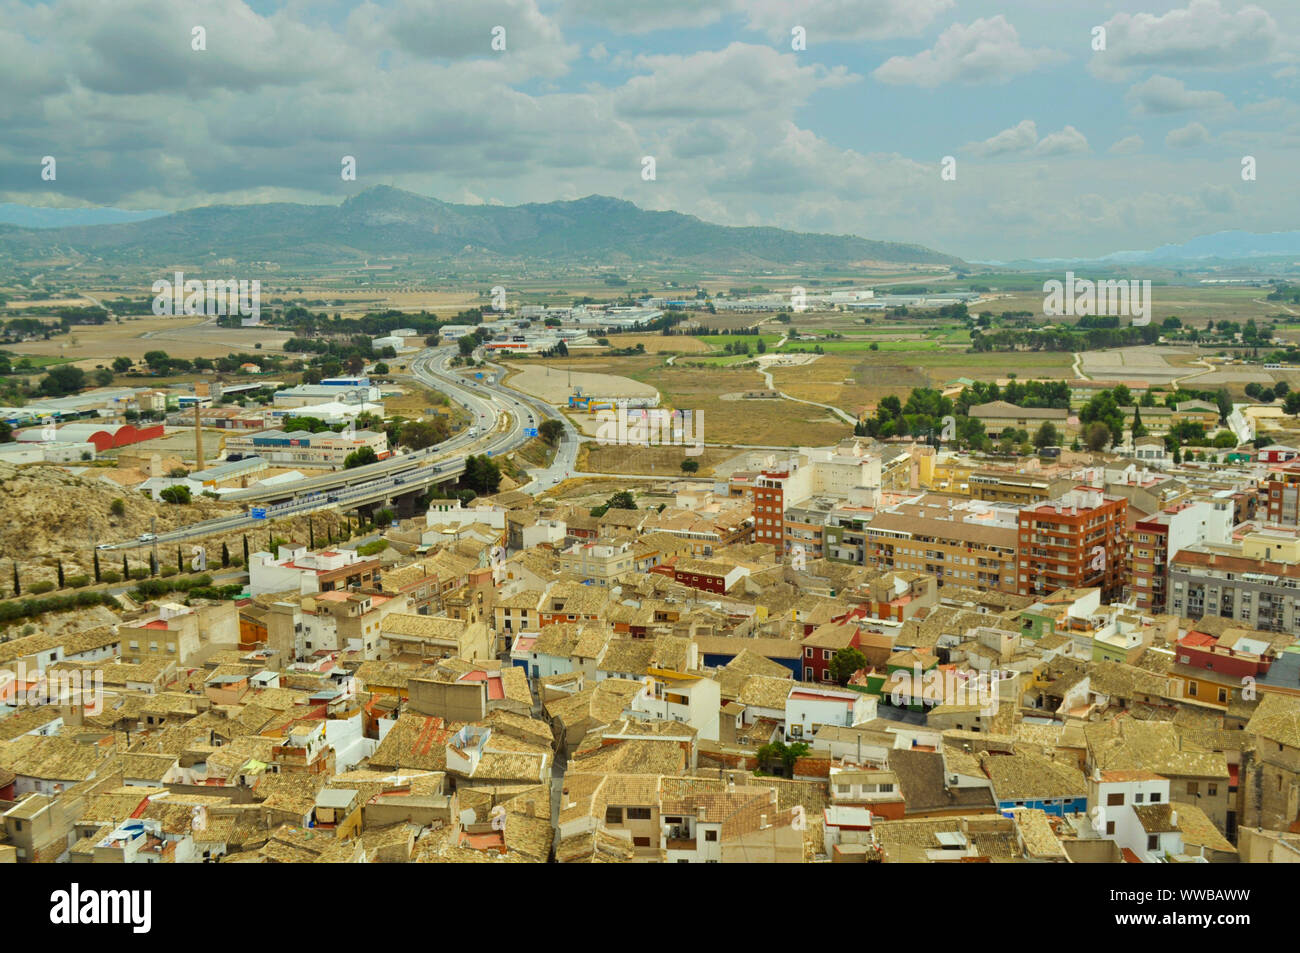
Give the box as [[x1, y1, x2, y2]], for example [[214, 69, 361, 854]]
[[539, 419, 564, 445], [397, 419, 447, 450], [1212, 430, 1237, 448], [221, 542, 230, 568], [93, 550, 101, 583], [458, 335, 477, 357], [829, 647, 867, 685], [160, 484, 191, 504], [112, 356, 133, 373], [93, 368, 114, 386], [56, 560, 64, 589], [606, 490, 636, 510], [109, 498, 126, 518], [1085, 421, 1111, 452], [11, 562, 18, 597], [680, 459, 700, 473], [344, 446, 379, 469], [373, 362, 390, 374], [1127, 405, 1146, 441], [464, 454, 501, 494], [1285, 392, 1300, 415], [39, 364, 86, 397], [1032, 421, 1060, 450]]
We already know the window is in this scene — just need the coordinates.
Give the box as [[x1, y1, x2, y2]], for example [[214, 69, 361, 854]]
[[605, 807, 623, 824], [1106, 821, 1115, 835], [705, 830, 717, 842], [1147, 835, 1158, 851], [1208, 784, 1218, 797], [1187, 782, 1199, 796], [1150, 792, 1161, 803], [626, 807, 651, 821], [1107, 793, 1124, 806]]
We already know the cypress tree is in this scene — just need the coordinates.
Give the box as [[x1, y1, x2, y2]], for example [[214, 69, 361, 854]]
[[242, 535, 249, 566], [309, 519, 315, 549], [221, 542, 230, 568], [57, 560, 65, 589], [93, 550, 101, 583], [12, 561, 19, 596], [123, 554, 129, 579], [177, 547, 184, 573]]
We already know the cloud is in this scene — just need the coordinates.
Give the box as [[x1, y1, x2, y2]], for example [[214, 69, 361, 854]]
[[615, 44, 856, 119], [1091, 0, 1281, 80], [873, 16, 1060, 87], [561, 0, 953, 40], [1036, 126, 1090, 156], [965, 120, 1038, 157], [1126, 75, 1232, 115], [963, 120, 1088, 157], [1109, 135, 1144, 154], [1165, 121, 1211, 148], [743, 0, 955, 43]]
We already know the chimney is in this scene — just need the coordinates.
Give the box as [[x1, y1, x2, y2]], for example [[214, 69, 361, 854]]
[[193, 404, 205, 473]]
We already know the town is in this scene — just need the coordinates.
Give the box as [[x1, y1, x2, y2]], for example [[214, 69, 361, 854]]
[[2, 281, 1300, 867]]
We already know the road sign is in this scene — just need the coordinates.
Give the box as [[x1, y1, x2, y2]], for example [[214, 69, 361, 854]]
[[250, 507, 267, 520], [525, 427, 538, 437]]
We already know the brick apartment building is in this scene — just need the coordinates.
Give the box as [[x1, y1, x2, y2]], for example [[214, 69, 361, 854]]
[[1017, 488, 1128, 601]]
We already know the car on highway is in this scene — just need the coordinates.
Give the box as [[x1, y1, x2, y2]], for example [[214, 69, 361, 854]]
[[95, 543, 115, 550], [137, 533, 157, 542]]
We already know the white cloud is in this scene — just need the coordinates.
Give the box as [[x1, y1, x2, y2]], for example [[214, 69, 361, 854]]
[[873, 16, 1059, 87], [1109, 135, 1144, 154], [965, 120, 1038, 157], [615, 44, 856, 119], [1091, 0, 1281, 80], [743, 0, 954, 43], [1166, 121, 1211, 148], [963, 120, 1087, 158], [561, 0, 952, 40], [1036, 125, 1090, 156], [1126, 75, 1232, 115]]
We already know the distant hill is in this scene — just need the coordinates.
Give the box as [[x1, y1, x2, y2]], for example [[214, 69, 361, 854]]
[[0, 187, 963, 269]]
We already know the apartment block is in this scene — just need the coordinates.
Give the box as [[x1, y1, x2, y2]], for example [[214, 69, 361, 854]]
[[1017, 488, 1128, 601]]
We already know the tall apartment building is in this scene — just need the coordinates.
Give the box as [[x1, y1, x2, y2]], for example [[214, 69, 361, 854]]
[[1265, 460, 1300, 526], [1168, 532, 1300, 634], [863, 496, 1020, 594], [1016, 488, 1128, 601], [1129, 499, 1234, 614]]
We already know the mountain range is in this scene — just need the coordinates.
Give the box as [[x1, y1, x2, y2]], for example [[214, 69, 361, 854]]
[[0, 187, 962, 270]]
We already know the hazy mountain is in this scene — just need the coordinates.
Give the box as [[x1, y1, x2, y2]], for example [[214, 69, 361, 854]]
[[0, 186, 962, 269], [1097, 230, 1300, 264], [0, 204, 165, 228]]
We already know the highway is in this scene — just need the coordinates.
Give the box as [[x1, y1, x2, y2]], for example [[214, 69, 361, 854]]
[[95, 344, 579, 550]]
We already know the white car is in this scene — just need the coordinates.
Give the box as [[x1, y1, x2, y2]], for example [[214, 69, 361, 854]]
[[137, 533, 157, 542]]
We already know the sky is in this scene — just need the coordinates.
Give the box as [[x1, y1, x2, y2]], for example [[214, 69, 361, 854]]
[[2, 0, 1299, 260]]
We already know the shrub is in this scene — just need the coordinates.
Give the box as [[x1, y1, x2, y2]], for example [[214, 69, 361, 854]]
[[65, 575, 90, 588], [109, 498, 126, 517], [28, 581, 55, 595], [101, 571, 122, 584]]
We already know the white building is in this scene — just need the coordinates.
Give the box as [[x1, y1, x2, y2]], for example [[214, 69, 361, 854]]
[[784, 685, 875, 744]]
